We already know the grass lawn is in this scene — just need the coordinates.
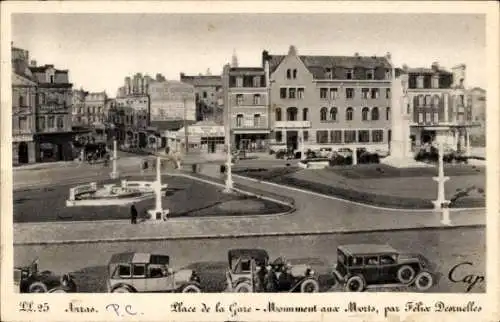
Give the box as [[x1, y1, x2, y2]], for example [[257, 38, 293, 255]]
[[234, 164, 485, 209]]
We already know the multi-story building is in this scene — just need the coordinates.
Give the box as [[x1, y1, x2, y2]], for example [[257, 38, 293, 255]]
[[12, 45, 37, 164], [72, 88, 88, 127], [180, 71, 223, 122], [222, 64, 270, 151], [29, 62, 74, 162], [84, 91, 108, 125], [263, 46, 392, 153], [401, 63, 477, 153], [467, 87, 486, 145]]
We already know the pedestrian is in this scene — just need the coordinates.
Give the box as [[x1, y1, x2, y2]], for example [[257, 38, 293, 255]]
[[130, 204, 138, 224]]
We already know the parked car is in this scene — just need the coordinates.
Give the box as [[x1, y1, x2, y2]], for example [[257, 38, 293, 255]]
[[337, 148, 353, 158], [225, 248, 319, 293], [107, 252, 202, 293], [330, 244, 436, 292], [14, 258, 77, 293]]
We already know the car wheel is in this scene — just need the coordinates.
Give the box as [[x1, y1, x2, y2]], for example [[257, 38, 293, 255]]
[[397, 265, 416, 284], [234, 282, 253, 293], [300, 279, 319, 293], [181, 284, 201, 293], [29, 282, 48, 293], [345, 275, 365, 292], [112, 286, 132, 293], [414, 271, 434, 291], [48, 288, 67, 293]]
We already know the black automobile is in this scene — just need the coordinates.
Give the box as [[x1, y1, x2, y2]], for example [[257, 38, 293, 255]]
[[14, 258, 77, 293]]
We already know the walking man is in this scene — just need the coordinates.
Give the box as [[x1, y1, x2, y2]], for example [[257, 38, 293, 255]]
[[130, 204, 138, 224]]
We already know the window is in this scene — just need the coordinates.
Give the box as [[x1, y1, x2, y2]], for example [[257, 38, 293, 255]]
[[38, 117, 45, 130], [320, 107, 327, 121], [418, 113, 424, 123], [371, 107, 379, 121], [432, 76, 439, 89], [416, 76, 424, 89], [330, 107, 337, 121], [386, 88, 391, 99], [361, 88, 369, 99], [253, 94, 261, 105], [57, 116, 64, 129], [38, 93, 45, 105], [236, 114, 244, 127], [275, 108, 282, 121], [297, 88, 305, 99], [358, 130, 370, 143], [433, 95, 440, 108], [344, 130, 356, 143], [292, 69, 297, 79], [236, 77, 243, 87], [19, 116, 27, 131], [236, 94, 243, 105], [320, 88, 328, 99], [362, 107, 370, 121], [330, 130, 342, 143], [329, 88, 338, 99], [133, 264, 146, 277], [385, 69, 391, 80], [372, 130, 384, 142], [365, 256, 379, 266], [286, 107, 298, 121], [303, 131, 309, 142], [433, 112, 439, 123], [325, 68, 332, 79], [380, 255, 396, 265], [346, 107, 354, 121], [425, 112, 431, 123], [203, 91, 207, 98], [19, 96, 24, 107], [346, 69, 353, 80], [346, 88, 354, 99], [424, 95, 432, 106], [302, 108, 309, 121], [275, 131, 282, 142], [50, 75, 54, 83], [253, 76, 261, 87], [459, 95, 465, 106], [370, 88, 379, 99], [254, 114, 261, 127], [418, 95, 424, 106], [289, 88, 296, 99], [286, 69, 291, 79], [316, 130, 329, 144], [48, 116, 55, 128], [280, 88, 287, 99], [349, 256, 364, 267], [366, 69, 374, 80], [117, 264, 131, 277]]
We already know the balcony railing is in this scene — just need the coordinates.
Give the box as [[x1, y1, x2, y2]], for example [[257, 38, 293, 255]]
[[233, 121, 269, 129], [274, 120, 311, 128]]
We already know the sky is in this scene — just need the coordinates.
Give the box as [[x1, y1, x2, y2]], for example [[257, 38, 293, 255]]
[[12, 13, 486, 95]]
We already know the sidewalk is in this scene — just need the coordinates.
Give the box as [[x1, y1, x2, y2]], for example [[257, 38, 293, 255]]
[[13, 167, 485, 245]]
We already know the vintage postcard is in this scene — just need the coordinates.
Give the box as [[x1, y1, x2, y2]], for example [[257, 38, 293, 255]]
[[1, 1, 499, 322]]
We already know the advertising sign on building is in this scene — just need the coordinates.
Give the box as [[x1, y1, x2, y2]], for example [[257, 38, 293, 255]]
[[149, 81, 196, 122]]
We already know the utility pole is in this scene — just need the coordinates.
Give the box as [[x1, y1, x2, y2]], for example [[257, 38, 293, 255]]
[[184, 98, 189, 153]]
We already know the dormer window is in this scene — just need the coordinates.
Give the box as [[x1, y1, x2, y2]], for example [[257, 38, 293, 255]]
[[236, 77, 243, 87], [346, 69, 353, 80], [325, 68, 332, 79], [50, 75, 54, 83], [286, 69, 291, 79], [366, 69, 374, 80], [292, 69, 297, 79]]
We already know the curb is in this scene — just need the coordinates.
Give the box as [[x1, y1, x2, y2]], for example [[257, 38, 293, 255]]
[[13, 224, 485, 246], [232, 174, 486, 213]]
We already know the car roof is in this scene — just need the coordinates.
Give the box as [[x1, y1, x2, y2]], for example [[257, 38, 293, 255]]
[[338, 244, 398, 256], [228, 249, 269, 261], [108, 252, 170, 265]]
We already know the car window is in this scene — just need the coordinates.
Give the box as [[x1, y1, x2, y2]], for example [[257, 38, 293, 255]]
[[240, 259, 251, 272], [133, 264, 146, 277], [380, 255, 397, 265], [117, 264, 131, 277], [348, 256, 363, 266], [148, 264, 166, 278], [364, 256, 379, 266], [338, 251, 346, 265]]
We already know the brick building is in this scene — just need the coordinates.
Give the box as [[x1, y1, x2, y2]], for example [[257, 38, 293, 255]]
[[222, 64, 270, 151], [264, 46, 392, 153]]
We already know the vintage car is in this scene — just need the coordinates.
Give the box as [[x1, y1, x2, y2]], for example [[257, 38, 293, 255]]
[[107, 252, 202, 293], [330, 244, 436, 292], [225, 248, 320, 293], [14, 258, 77, 293]]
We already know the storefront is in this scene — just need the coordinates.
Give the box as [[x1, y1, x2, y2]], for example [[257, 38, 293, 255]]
[[174, 121, 225, 154], [35, 132, 77, 162], [12, 136, 36, 165]]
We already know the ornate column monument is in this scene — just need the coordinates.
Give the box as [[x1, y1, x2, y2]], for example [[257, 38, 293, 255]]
[[146, 156, 169, 222], [110, 139, 119, 179], [432, 133, 451, 225]]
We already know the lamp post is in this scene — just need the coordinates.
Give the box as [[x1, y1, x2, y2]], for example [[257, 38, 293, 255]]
[[432, 136, 451, 225], [223, 64, 233, 193], [146, 155, 169, 221], [110, 139, 119, 179], [299, 128, 305, 160]]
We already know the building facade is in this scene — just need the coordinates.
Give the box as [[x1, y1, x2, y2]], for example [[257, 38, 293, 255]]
[[72, 88, 88, 127], [222, 64, 270, 151], [401, 63, 477, 153], [264, 46, 392, 153], [467, 87, 486, 145], [84, 91, 108, 126], [12, 46, 37, 165], [180, 72, 223, 122]]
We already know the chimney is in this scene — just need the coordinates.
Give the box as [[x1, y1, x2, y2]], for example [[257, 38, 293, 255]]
[[30, 60, 37, 67], [402, 64, 409, 72], [431, 61, 439, 71], [385, 52, 392, 61], [354, 52, 360, 57], [288, 45, 297, 56]]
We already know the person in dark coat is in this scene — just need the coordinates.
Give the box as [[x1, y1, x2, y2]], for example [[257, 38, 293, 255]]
[[130, 204, 138, 224]]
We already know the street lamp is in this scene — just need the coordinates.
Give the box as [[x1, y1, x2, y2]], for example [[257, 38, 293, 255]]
[[223, 64, 233, 193], [432, 134, 451, 225], [146, 155, 169, 221], [109, 138, 119, 179]]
